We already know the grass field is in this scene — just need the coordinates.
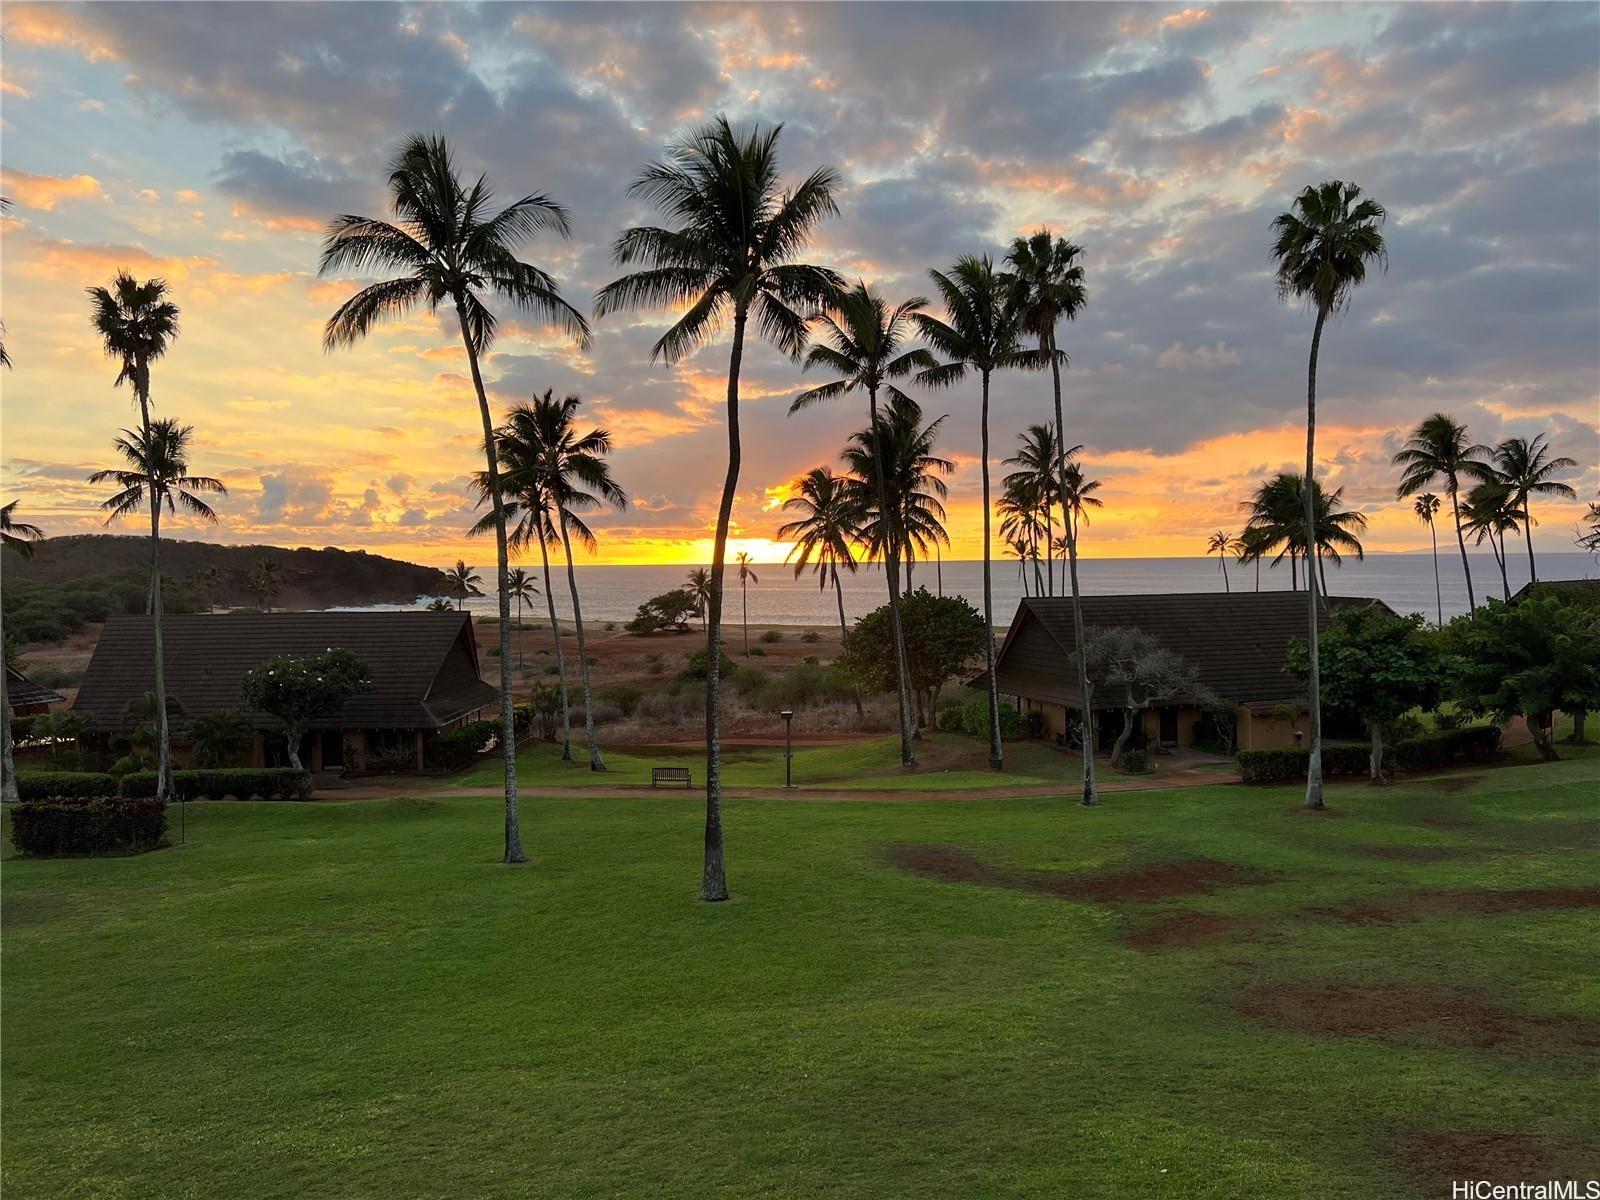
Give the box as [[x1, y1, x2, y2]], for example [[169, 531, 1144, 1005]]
[[4, 746, 1597, 1198]]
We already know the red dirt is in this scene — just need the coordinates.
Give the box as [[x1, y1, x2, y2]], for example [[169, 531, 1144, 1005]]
[[1123, 911, 1259, 953], [1313, 887, 1600, 925], [1388, 1130, 1598, 1192], [1238, 981, 1600, 1051], [888, 844, 1272, 903]]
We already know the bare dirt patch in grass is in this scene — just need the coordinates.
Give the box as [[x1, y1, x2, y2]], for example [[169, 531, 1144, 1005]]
[[1346, 844, 1455, 863], [1387, 1131, 1597, 1192], [1238, 982, 1600, 1052], [888, 845, 1271, 904], [1123, 911, 1260, 953], [1312, 887, 1600, 925], [1420, 812, 1475, 830]]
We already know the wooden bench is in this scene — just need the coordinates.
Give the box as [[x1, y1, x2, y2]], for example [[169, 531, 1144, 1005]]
[[651, 766, 693, 789]]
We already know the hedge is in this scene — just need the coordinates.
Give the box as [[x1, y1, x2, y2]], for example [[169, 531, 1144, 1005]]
[[425, 720, 498, 772], [1237, 742, 1379, 784], [120, 768, 313, 801], [940, 697, 1023, 741], [1392, 725, 1502, 770], [15, 771, 119, 800], [10, 796, 167, 857]]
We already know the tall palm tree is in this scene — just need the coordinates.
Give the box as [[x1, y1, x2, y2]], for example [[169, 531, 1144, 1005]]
[[88, 420, 225, 798], [506, 566, 537, 667], [1005, 230, 1101, 802], [1461, 480, 1521, 601], [1240, 473, 1367, 596], [1236, 525, 1269, 592], [685, 568, 713, 632], [998, 477, 1048, 596], [596, 115, 841, 902], [444, 560, 483, 611], [735, 553, 759, 656], [0, 498, 43, 803], [777, 468, 858, 644], [87, 274, 185, 799], [1207, 531, 1238, 592], [1003, 424, 1069, 596], [792, 281, 932, 767], [1394, 413, 1491, 613], [320, 134, 589, 865], [1271, 179, 1387, 811], [915, 255, 1035, 770], [1058, 462, 1103, 544], [1493, 434, 1578, 583], [1413, 493, 1444, 626]]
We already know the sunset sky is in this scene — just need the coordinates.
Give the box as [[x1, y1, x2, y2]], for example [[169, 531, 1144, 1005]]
[[2, 1, 1595, 568]]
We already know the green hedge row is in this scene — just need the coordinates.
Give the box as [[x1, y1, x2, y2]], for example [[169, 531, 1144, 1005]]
[[10, 796, 167, 857], [426, 720, 498, 772], [1237, 743, 1377, 784], [1238, 725, 1502, 783], [940, 697, 1023, 741], [1391, 725, 1502, 769], [15, 771, 120, 800], [120, 768, 313, 801]]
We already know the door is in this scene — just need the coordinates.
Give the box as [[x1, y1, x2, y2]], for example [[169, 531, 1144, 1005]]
[[1159, 707, 1179, 746]]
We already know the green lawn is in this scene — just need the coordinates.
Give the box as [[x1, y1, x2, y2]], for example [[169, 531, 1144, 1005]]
[[4, 750, 1597, 1198]]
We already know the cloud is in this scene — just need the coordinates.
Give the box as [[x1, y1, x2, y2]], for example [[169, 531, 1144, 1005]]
[[1155, 341, 1241, 369], [0, 167, 105, 210]]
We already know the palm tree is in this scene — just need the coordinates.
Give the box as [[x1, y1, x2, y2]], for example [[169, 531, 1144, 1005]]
[[1235, 525, 1270, 592], [1394, 413, 1491, 613], [1003, 424, 1070, 596], [916, 255, 1036, 770], [1058, 463, 1103, 549], [87, 420, 225, 798], [792, 281, 932, 767], [0, 498, 43, 803], [249, 556, 282, 612], [735, 553, 759, 656], [0, 500, 43, 558], [685, 568, 713, 632], [1240, 473, 1368, 596], [1271, 179, 1387, 811], [444, 560, 483, 611], [998, 477, 1048, 596], [0, 198, 10, 369], [1493, 434, 1578, 583], [596, 115, 841, 902], [190, 564, 222, 613], [1579, 501, 1600, 556], [320, 134, 590, 866], [777, 468, 858, 644], [1461, 480, 1521, 601], [1207, 531, 1238, 592], [1413, 493, 1444, 626], [506, 567, 538, 668]]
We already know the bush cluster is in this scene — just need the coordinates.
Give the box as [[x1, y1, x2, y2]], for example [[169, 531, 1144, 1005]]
[[15, 771, 120, 800], [120, 768, 313, 800], [941, 697, 1022, 741], [759, 629, 782, 644], [425, 720, 498, 772], [1391, 725, 1502, 770], [1237, 743, 1379, 784], [10, 796, 167, 857]]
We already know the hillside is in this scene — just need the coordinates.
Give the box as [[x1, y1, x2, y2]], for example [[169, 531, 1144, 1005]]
[[6, 536, 450, 610]]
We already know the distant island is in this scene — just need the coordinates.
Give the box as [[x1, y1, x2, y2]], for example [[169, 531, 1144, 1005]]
[[7, 535, 449, 611]]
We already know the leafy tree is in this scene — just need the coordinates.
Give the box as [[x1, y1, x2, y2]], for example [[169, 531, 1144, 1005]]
[[241, 650, 373, 771], [1492, 434, 1577, 584], [793, 282, 933, 766], [1394, 413, 1491, 611], [839, 587, 987, 727], [1081, 627, 1218, 769], [1445, 596, 1600, 761], [597, 115, 841, 902], [34, 710, 94, 771], [320, 134, 589, 866], [1287, 607, 1444, 783], [189, 710, 250, 768], [626, 589, 700, 635], [1271, 179, 1387, 810], [1413, 493, 1444, 626], [523, 682, 563, 742]]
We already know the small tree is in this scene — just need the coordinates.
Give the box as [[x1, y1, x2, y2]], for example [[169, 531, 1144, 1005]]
[[1444, 596, 1600, 762], [241, 650, 373, 770], [1082, 627, 1217, 769], [1287, 607, 1443, 783], [525, 683, 563, 742], [189, 710, 249, 768], [839, 587, 987, 726], [625, 589, 700, 635]]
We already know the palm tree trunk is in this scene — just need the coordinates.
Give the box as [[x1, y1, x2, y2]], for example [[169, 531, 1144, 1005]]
[[536, 523, 573, 761], [1318, 547, 1329, 599], [130, 362, 173, 803], [1049, 351, 1096, 804], [516, 593, 523, 670], [557, 509, 605, 771], [834, 569, 863, 718], [935, 543, 943, 597], [1302, 304, 1328, 811], [1290, 552, 1298, 592], [1496, 528, 1510, 601], [980, 368, 1003, 771], [701, 306, 747, 903], [741, 579, 749, 656], [1, 607, 18, 804], [1523, 496, 1538, 583], [1043, 506, 1054, 597], [868, 384, 916, 767], [455, 299, 525, 865], [1221, 553, 1230, 593], [1429, 520, 1442, 626], [1448, 480, 1477, 611], [1255, 555, 1260, 592]]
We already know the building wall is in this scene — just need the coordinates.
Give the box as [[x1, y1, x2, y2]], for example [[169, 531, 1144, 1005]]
[[1238, 709, 1307, 751]]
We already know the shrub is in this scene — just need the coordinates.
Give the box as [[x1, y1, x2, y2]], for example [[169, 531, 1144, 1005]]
[[426, 720, 498, 772], [803, 655, 821, 666], [605, 622, 617, 632], [15, 771, 118, 800], [1120, 746, 1150, 773], [679, 649, 739, 682], [120, 768, 313, 800], [1432, 709, 1464, 731], [544, 665, 562, 676], [748, 646, 766, 657], [1391, 725, 1502, 770], [1236, 743, 1379, 784], [365, 745, 417, 773], [941, 697, 1022, 741], [759, 629, 782, 644], [10, 795, 167, 857], [800, 630, 821, 644], [598, 684, 644, 717]]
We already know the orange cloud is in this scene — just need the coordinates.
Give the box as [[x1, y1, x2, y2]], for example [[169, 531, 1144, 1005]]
[[11, 235, 217, 282], [0, 167, 105, 211], [1, 5, 119, 60], [229, 200, 324, 233]]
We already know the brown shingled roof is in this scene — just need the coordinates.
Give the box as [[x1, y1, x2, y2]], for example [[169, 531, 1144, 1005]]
[[7, 665, 65, 711], [982, 591, 1396, 709], [73, 612, 497, 733]]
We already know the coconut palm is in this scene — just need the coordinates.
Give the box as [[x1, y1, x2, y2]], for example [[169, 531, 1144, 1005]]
[[1461, 479, 1521, 601], [735, 553, 759, 656], [1394, 413, 1492, 613], [249, 557, 282, 612], [1058, 463, 1103, 546], [1413, 493, 1444, 626], [998, 477, 1048, 596], [320, 134, 590, 865], [1579, 502, 1600, 556], [0, 500, 43, 558], [595, 115, 841, 902], [0, 498, 43, 803], [87, 420, 225, 798], [444, 560, 483, 611], [685, 568, 713, 632], [1240, 473, 1367, 596], [506, 567, 538, 667], [1271, 179, 1387, 810], [777, 468, 859, 644], [1236, 525, 1270, 592], [1492, 434, 1578, 584], [792, 281, 933, 766], [915, 255, 1036, 770], [1207, 531, 1239, 593], [1003, 424, 1069, 596]]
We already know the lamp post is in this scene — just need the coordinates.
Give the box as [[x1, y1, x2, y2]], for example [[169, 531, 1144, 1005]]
[[781, 709, 795, 788]]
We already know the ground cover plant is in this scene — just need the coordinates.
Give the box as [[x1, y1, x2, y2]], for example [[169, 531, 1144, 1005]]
[[3, 739, 1596, 1198]]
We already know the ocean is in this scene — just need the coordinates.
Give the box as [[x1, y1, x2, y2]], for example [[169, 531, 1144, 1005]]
[[340, 551, 1598, 629]]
